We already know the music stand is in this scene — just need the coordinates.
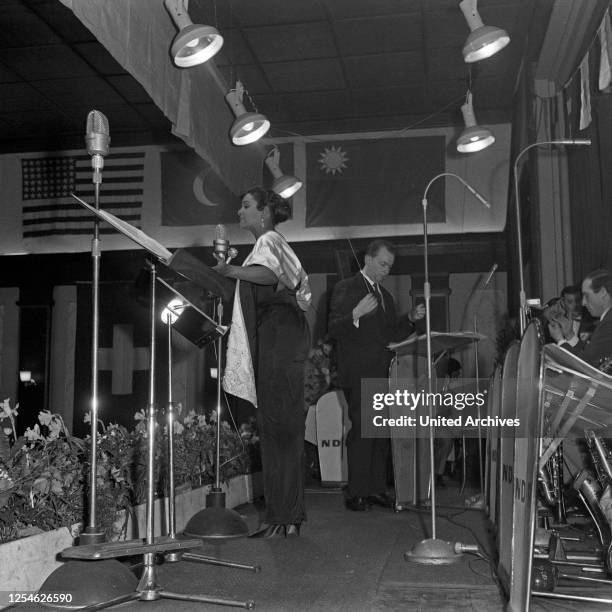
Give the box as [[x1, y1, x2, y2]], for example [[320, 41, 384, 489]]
[[52, 198, 255, 609]]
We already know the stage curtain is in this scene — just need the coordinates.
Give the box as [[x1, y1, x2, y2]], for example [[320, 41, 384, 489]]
[[59, 0, 264, 194]]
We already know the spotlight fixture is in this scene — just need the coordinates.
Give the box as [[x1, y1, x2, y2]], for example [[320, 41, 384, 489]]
[[459, 0, 510, 63], [225, 80, 270, 146], [164, 0, 223, 68], [457, 92, 495, 153], [264, 147, 303, 198]]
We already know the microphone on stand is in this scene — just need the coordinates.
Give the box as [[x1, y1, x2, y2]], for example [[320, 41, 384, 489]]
[[85, 110, 110, 184], [213, 225, 238, 263]]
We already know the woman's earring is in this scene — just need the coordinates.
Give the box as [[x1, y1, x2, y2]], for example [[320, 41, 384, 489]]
[[260, 216, 265, 228]]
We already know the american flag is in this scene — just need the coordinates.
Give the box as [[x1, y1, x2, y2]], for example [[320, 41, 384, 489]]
[[21, 151, 145, 238]]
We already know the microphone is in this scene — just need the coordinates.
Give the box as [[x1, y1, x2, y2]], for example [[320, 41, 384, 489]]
[[483, 263, 498, 288], [213, 224, 230, 260], [463, 182, 491, 208], [85, 110, 110, 180]]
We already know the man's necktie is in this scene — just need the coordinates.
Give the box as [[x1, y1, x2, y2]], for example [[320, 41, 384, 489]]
[[374, 283, 386, 312]]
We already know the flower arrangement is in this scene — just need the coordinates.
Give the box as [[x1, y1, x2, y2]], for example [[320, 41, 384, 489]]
[[0, 399, 259, 544]]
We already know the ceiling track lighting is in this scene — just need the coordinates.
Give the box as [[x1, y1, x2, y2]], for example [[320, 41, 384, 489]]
[[459, 0, 510, 63], [457, 91, 495, 153], [264, 146, 303, 199], [164, 0, 223, 67], [225, 80, 270, 146]]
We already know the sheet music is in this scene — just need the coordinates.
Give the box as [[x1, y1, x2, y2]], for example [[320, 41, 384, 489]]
[[71, 193, 173, 264]]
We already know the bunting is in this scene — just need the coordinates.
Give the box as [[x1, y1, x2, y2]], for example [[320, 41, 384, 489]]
[[579, 54, 592, 130], [599, 11, 612, 91]]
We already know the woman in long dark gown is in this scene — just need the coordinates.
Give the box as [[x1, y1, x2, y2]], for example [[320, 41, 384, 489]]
[[214, 187, 311, 538]]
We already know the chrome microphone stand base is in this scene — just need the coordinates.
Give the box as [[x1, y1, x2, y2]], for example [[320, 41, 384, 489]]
[[183, 489, 250, 539], [404, 538, 464, 565], [39, 559, 137, 608]]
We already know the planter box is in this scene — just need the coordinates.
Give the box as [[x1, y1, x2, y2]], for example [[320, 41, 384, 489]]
[[0, 472, 261, 606]]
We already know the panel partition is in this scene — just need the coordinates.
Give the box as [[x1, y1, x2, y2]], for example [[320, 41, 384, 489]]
[[497, 341, 520, 595]]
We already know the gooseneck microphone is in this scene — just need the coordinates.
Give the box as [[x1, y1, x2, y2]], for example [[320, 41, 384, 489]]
[[85, 110, 110, 184], [483, 263, 498, 288]]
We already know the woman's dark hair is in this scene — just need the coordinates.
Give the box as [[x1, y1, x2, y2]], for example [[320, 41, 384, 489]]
[[244, 186, 292, 226]]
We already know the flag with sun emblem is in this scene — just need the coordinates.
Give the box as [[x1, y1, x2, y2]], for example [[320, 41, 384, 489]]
[[305, 136, 445, 227]]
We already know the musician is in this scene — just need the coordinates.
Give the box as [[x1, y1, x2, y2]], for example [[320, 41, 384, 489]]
[[548, 269, 612, 368], [174, 187, 311, 538], [328, 240, 425, 511]]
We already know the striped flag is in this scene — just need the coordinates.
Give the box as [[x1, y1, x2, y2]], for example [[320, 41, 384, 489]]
[[21, 151, 145, 238]]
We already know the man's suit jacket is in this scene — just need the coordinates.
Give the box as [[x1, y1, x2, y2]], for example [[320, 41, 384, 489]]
[[562, 308, 612, 368], [328, 273, 412, 388]]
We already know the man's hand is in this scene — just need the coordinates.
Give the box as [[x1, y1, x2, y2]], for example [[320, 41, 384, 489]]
[[409, 303, 426, 322], [548, 314, 574, 343], [353, 293, 378, 320]]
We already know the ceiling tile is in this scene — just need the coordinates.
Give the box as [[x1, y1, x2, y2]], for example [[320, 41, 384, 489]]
[[334, 15, 423, 56], [106, 75, 153, 104], [0, 108, 78, 138], [0, 45, 95, 80], [73, 42, 127, 75], [132, 103, 173, 131], [212, 30, 257, 66], [323, 0, 419, 20], [243, 22, 336, 63], [262, 58, 345, 93], [284, 90, 352, 121], [0, 61, 19, 83], [344, 52, 424, 89], [351, 86, 427, 119], [0, 82, 54, 112], [28, 1, 96, 43], [0, 5, 62, 48], [217, 64, 270, 94], [34, 76, 127, 108]]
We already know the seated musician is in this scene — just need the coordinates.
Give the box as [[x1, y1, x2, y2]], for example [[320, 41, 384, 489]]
[[547, 269, 612, 369]]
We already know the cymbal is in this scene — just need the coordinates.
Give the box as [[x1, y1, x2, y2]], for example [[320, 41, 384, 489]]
[[389, 331, 486, 357]]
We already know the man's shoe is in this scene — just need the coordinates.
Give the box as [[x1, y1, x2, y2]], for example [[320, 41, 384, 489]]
[[367, 492, 395, 509], [346, 496, 368, 511]]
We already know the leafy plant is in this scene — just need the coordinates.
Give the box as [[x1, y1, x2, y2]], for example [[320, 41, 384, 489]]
[[0, 401, 259, 544]]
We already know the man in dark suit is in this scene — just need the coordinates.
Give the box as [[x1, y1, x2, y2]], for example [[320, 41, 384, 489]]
[[549, 269, 612, 368], [328, 240, 425, 511]]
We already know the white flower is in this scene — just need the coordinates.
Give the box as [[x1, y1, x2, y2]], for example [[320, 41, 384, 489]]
[[197, 415, 207, 428], [173, 421, 185, 435], [134, 409, 146, 422], [83, 412, 91, 424], [24, 424, 44, 442], [38, 410, 53, 426]]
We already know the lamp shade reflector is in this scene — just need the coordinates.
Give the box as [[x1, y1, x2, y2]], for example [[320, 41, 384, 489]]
[[172, 24, 223, 67], [463, 25, 510, 63]]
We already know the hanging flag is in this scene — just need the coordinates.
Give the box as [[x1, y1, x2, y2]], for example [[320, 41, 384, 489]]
[[579, 54, 592, 130], [305, 136, 445, 227], [161, 150, 246, 226], [599, 11, 612, 91], [21, 151, 145, 238]]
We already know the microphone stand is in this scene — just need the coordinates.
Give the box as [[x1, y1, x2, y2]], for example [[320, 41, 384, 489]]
[[513, 139, 591, 335], [160, 292, 259, 571], [405, 172, 484, 565]]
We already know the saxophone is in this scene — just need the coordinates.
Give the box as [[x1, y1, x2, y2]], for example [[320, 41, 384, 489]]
[[537, 443, 565, 523], [573, 431, 612, 572]]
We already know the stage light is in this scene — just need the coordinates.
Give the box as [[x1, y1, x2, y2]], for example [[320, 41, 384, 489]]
[[460, 0, 510, 63], [161, 298, 186, 325], [264, 146, 303, 198], [164, 0, 223, 68], [457, 91, 495, 153], [225, 80, 270, 146]]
